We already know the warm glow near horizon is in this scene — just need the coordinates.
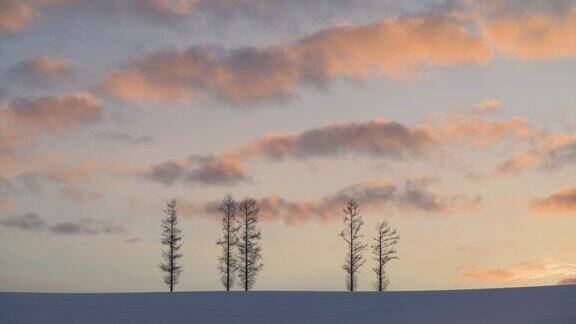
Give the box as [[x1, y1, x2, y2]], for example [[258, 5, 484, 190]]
[[1, 0, 575, 293]]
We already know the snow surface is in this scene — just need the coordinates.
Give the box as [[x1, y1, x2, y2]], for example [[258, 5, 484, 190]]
[[1, 285, 575, 323]]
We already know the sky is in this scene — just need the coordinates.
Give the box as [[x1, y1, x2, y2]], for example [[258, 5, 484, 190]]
[[1, 0, 576, 293]]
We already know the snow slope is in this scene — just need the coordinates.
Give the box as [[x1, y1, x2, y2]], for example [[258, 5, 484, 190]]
[[1, 285, 575, 323]]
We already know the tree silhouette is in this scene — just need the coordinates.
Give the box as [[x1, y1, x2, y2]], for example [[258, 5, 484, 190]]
[[216, 194, 239, 291], [159, 199, 183, 292], [237, 198, 263, 291], [340, 199, 367, 291], [372, 220, 399, 291]]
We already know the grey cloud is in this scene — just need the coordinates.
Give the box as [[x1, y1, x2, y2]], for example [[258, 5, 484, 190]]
[[1, 212, 47, 230], [59, 186, 103, 202], [95, 131, 154, 144], [142, 155, 249, 186], [149, 115, 532, 189], [531, 187, 576, 213], [18, 0, 415, 28], [558, 277, 576, 285], [3, 93, 103, 132], [197, 179, 481, 225], [49, 218, 125, 235], [0, 177, 18, 195], [17, 172, 44, 194], [186, 154, 249, 186], [1, 212, 125, 236], [240, 119, 437, 161], [141, 160, 187, 185], [5, 56, 75, 88], [546, 142, 576, 169]]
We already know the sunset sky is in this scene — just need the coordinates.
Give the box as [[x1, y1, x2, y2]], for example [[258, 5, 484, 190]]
[[1, 0, 576, 292]]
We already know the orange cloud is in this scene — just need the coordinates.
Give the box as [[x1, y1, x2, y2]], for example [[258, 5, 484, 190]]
[[492, 134, 576, 176], [531, 187, 576, 214], [460, 259, 576, 283], [558, 277, 576, 285], [296, 15, 491, 80], [493, 153, 541, 175], [428, 114, 536, 147], [94, 5, 576, 106], [473, 99, 501, 114], [481, 10, 576, 60], [100, 14, 490, 104]]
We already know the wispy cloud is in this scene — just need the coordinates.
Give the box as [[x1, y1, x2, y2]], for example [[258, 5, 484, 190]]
[[473, 99, 501, 114], [460, 259, 576, 283], [1, 212, 47, 230], [1, 212, 126, 236], [95, 131, 153, 144], [558, 277, 576, 285], [183, 178, 481, 225], [5, 56, 75, 87], [49, 218, 125, 235], [59, 186, 103, 202], [545, 141, 576, 170]]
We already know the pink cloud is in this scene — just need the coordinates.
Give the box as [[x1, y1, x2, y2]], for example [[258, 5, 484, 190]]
[[190, 179, 481, 225], [99, 14, 490, 104], [473, 99, 501, 114], [2, 93, 102, 133], [142, 114, 550, 187], [531, 187, 576, 214], [238, 118, 437, 160], [8, 56, 74, 86], [0, 197, 17, 210], [0, 0, 35, 33], [141, 155, 248, 186]]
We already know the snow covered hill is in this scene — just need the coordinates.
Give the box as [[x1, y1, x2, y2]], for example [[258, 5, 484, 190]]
[[1, 285, 575, 323]]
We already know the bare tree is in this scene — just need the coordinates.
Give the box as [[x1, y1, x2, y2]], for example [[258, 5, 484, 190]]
[[159, 199, 183, 292], [237, 198, 263, 291], [372, 220, 399, 291], [339, 199, 367, 291], [216, 194, 239, 291]]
